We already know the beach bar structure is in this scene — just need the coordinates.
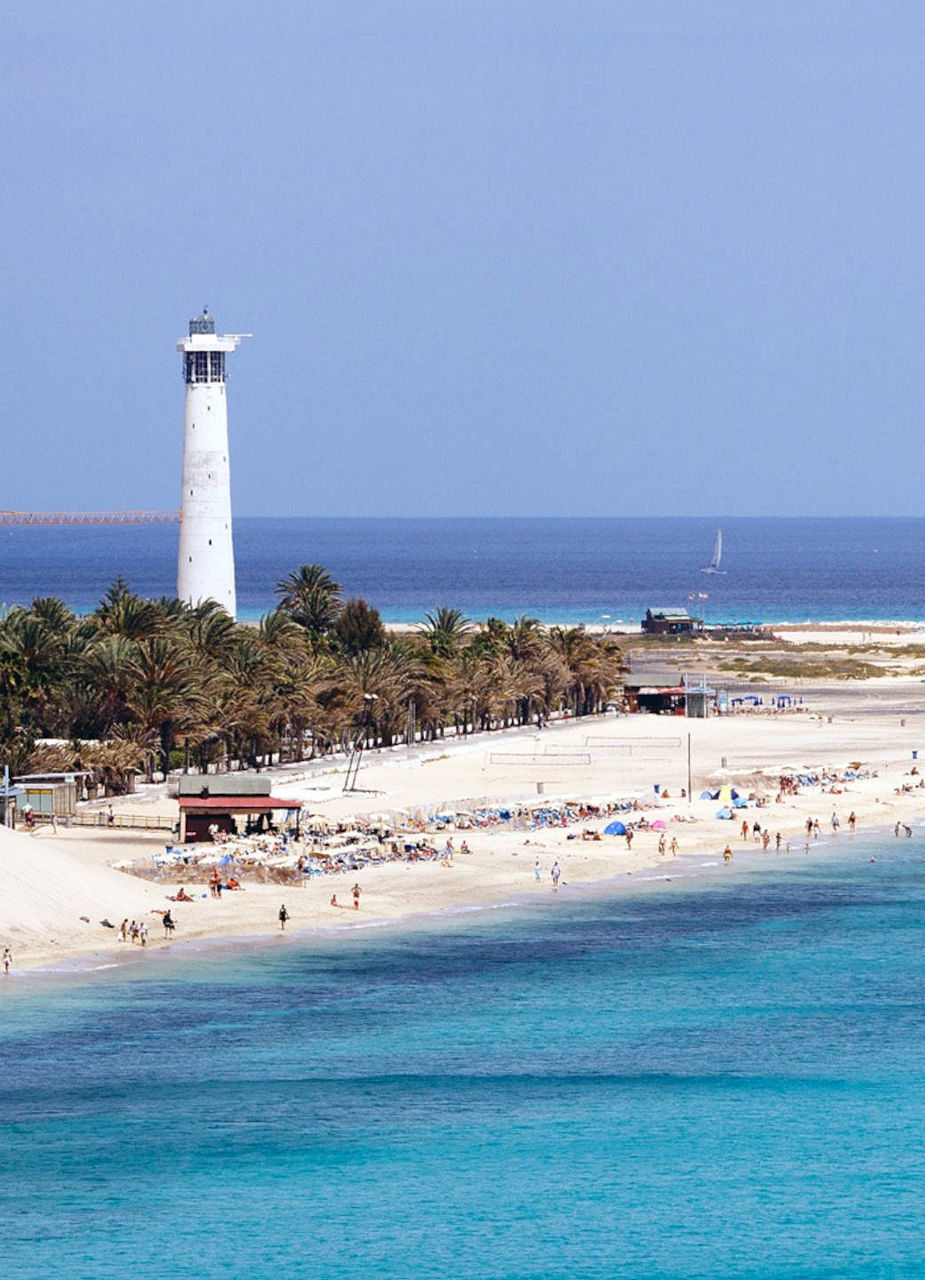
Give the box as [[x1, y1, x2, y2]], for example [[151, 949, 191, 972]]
[[176, 775, 301, 843], [641, 608, 703, 636], [622, 672, 688, 715], [13, 772, 91, 820]]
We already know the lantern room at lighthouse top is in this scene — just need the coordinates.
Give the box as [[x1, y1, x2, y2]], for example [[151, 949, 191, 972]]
[[177, 309, 251, 383]]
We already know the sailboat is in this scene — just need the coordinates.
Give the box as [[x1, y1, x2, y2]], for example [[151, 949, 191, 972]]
[[700, 528, 726, 575]]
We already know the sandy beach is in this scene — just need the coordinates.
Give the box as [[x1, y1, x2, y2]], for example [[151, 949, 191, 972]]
[[3, 623, 925, 975]]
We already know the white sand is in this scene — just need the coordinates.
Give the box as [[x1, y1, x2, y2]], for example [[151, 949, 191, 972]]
[[3, 676, 924, 974]]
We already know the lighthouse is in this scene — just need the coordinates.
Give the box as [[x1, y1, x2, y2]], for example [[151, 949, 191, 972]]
[[176, 310, 249, 617]]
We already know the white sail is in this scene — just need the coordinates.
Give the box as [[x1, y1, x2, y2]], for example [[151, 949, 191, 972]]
[[700, 528, 726, 574]]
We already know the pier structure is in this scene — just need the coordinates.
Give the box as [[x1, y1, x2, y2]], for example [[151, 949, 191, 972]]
[[0, 510, 179, 525], [176, 310, 249, 617]]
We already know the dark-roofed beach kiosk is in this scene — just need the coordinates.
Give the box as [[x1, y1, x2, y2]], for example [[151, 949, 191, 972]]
[[641, 608, 703, 636], [177, 775, 301, 843]]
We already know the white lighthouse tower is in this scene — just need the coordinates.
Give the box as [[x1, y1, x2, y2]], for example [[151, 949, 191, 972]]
[[176, 310, 249, 617]]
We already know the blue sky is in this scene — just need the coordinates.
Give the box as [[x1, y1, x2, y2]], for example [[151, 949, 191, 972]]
[[2, 1, 923, 516]]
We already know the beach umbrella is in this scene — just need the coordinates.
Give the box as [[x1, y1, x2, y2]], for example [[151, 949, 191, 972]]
[[651, 819, 667, 830], [716, 808, 733, 820], [604, 820, 627, 836], [717, 785, 734, 802]]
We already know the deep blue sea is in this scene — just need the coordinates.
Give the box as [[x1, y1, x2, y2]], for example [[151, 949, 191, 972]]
[[2, 517, 925, 625], [1, 838, 923, 1279]]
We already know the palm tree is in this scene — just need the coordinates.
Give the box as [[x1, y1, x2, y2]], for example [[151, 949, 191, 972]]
[[75, 634, 137, 736], [183, 600, 238, 663], [547, 627, 625, 715], [422, 606, 472, 657], [125, 637, 214, 778], [92, 580, 165, 641], [275, 564, 342, 636]]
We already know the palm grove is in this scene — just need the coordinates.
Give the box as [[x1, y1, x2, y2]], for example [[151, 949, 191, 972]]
[[0, 565, 625, 794]]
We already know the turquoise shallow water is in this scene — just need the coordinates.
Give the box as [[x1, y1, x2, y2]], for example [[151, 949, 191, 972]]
[[1, 840, 924, 1279]]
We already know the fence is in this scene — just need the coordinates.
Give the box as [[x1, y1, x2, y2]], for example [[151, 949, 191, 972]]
[[583, 736, 683, 753], [71, 812, 175, 831], [489, 752, 592, 767]]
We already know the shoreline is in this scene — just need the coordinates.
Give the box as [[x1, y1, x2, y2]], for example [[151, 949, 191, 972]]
[[4, 795, 920, 982], [4, 654, 925, 982]]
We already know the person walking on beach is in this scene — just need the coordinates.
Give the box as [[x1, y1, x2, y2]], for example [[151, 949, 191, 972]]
[[139, 921, 148, 948], [831, 812, 840, 832], [741, 819, 749, 841], [669, 836, 678, 857], [162, 910, 175, 938], [534, 860, 542, 882], [550, 861, 561, 890], [278, 904, 289, 931], [119, 918, 128, 942], [625, 829, 633, 850], [3, 947, 11, 974], [129, 920, 139, 944], [848, 811, 857, 831], [352, 883, 362, 910]]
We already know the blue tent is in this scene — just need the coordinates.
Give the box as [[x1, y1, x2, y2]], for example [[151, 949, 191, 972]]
[[604, 820, 627, 836], [733, 797, 748, 808], [699, 790, 714, 800]]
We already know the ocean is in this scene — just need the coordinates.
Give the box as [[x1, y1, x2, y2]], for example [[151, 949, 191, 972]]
[[2, 516, 925, 625], [1, 838, 923, 1279]]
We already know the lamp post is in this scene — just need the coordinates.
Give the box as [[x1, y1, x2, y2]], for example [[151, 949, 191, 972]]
[[344, 693, 378, 792]]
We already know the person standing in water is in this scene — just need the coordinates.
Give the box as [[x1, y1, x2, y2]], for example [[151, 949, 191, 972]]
[[279, 904, 289, 931], [2, 947, 11, 974]]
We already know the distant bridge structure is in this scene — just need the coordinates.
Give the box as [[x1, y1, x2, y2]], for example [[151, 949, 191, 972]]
[[0, 510, 180, 526]]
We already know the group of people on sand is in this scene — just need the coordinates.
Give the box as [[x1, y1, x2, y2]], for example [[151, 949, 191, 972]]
[[278, 881, 368, 925], [533, 860, 562, 889], [328, 883, 363, 911], [118, 918, 149, 946]]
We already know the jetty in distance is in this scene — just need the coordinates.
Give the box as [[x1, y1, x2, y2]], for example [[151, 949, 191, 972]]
[[0, 510, 180, 526]]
